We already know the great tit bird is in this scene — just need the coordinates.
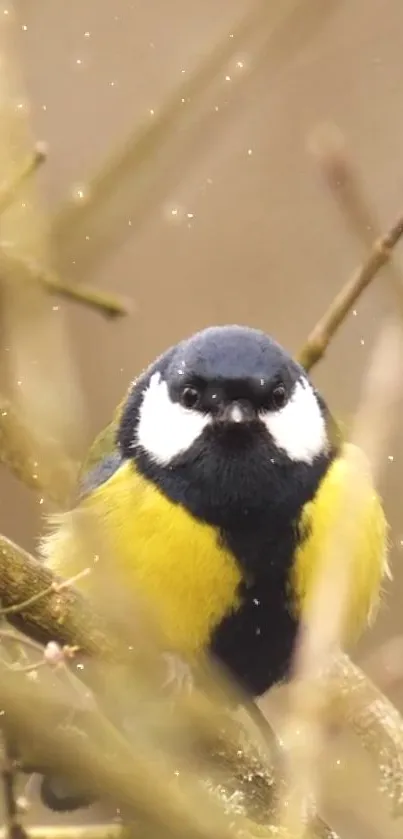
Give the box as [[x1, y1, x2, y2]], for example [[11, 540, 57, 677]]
[[38, 324, 388, 809]]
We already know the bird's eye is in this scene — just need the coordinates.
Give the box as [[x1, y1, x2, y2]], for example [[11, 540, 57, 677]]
[[180, 386, 200, 409], [269, 383, 287, 410]]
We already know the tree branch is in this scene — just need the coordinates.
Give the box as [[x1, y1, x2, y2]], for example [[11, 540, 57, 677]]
[[298, 124, 403, 371], [0, 144, 46, 216], [278, 319, 403, 837], [0, 533, 342, 838], [0, 143, 130, 321], [0, 535, 118, 657], [298, 210, 403, 371], [0, 398, 79, 504], [331, 653, 403, 818], [38, 270, 130, 319], [0, 830, 122, 839], [0, 248, 130, 321]]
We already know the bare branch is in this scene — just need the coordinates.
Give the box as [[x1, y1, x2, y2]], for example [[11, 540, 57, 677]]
[[331, 652, 403, 818], [0, 830, 122, 839], [297, 211, 403, 371], [38, 269, 130, 319], [0, 535, 118, 656], [0, 568, 91, 618], [0, 143, 46, 216], [0, 247, 130, 321], [0, 398, 78, 504], [298, 124, 403, 371], [0, 831, 121, 839]]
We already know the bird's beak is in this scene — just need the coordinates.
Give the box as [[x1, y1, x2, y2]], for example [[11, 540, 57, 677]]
[[216, 401, 256, 424]]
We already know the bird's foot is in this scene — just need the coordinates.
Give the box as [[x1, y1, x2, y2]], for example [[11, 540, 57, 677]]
[[161, 652, 194, 697]]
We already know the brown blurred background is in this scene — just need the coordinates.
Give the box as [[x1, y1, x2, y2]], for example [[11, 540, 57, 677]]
[[1, 0, 403, 834]]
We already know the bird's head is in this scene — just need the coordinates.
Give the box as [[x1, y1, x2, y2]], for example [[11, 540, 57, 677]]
[[118, 326, 334, 525]]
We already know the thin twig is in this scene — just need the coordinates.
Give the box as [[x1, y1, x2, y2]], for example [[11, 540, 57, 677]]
[[0, 568, 91, 617], [0, 248, 130, 320], [0, 397, 78, 504], [0, 143, 47, 216], [297, 212, 403, 370], [298, 123, 403, 371], [38, 269, 130, 319], [4, 658, 48, 675], [0, 630, 45, 656]]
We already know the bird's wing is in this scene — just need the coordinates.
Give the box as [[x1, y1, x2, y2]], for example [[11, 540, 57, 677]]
[[78, 386, 133, 496]]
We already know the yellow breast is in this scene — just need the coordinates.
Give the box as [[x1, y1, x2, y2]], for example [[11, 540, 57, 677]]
[[42, 461, 242, 656], [291, 443, 389, 643]]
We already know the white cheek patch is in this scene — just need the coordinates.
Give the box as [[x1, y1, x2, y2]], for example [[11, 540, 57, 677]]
[[135, 372, 212, 465], [261, 378, 328, 463]]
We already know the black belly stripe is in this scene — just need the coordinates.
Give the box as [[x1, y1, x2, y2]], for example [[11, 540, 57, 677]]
[[209, 575, 298, 696], [210, 523, 301, 696]]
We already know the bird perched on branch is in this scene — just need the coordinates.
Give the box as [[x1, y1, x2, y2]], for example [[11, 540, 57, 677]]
[[39, 324, 388, 810]]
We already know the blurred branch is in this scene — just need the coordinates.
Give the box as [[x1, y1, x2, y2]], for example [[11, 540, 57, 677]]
[[0, 140, 129, 319], [0, 831, 122, 839], [38, 269, 130, 319], [278, 320, 403, 836], [0, 141, 128, 319], [1, 734, 28, 839], [0, 651, 338, 839], [0, 822, 336, 839], [0, 534, 118, 656], [0, 397, 78, 504], [0, 532, 340, 836], [49, 0, 338, 284], [296, 131, 403, 821], [0, 143, 46, 215], [332, 653, 403, 818], [0, 248, 129, 320], [0, 661, 239, 839], [0, 268, 127, 507]]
